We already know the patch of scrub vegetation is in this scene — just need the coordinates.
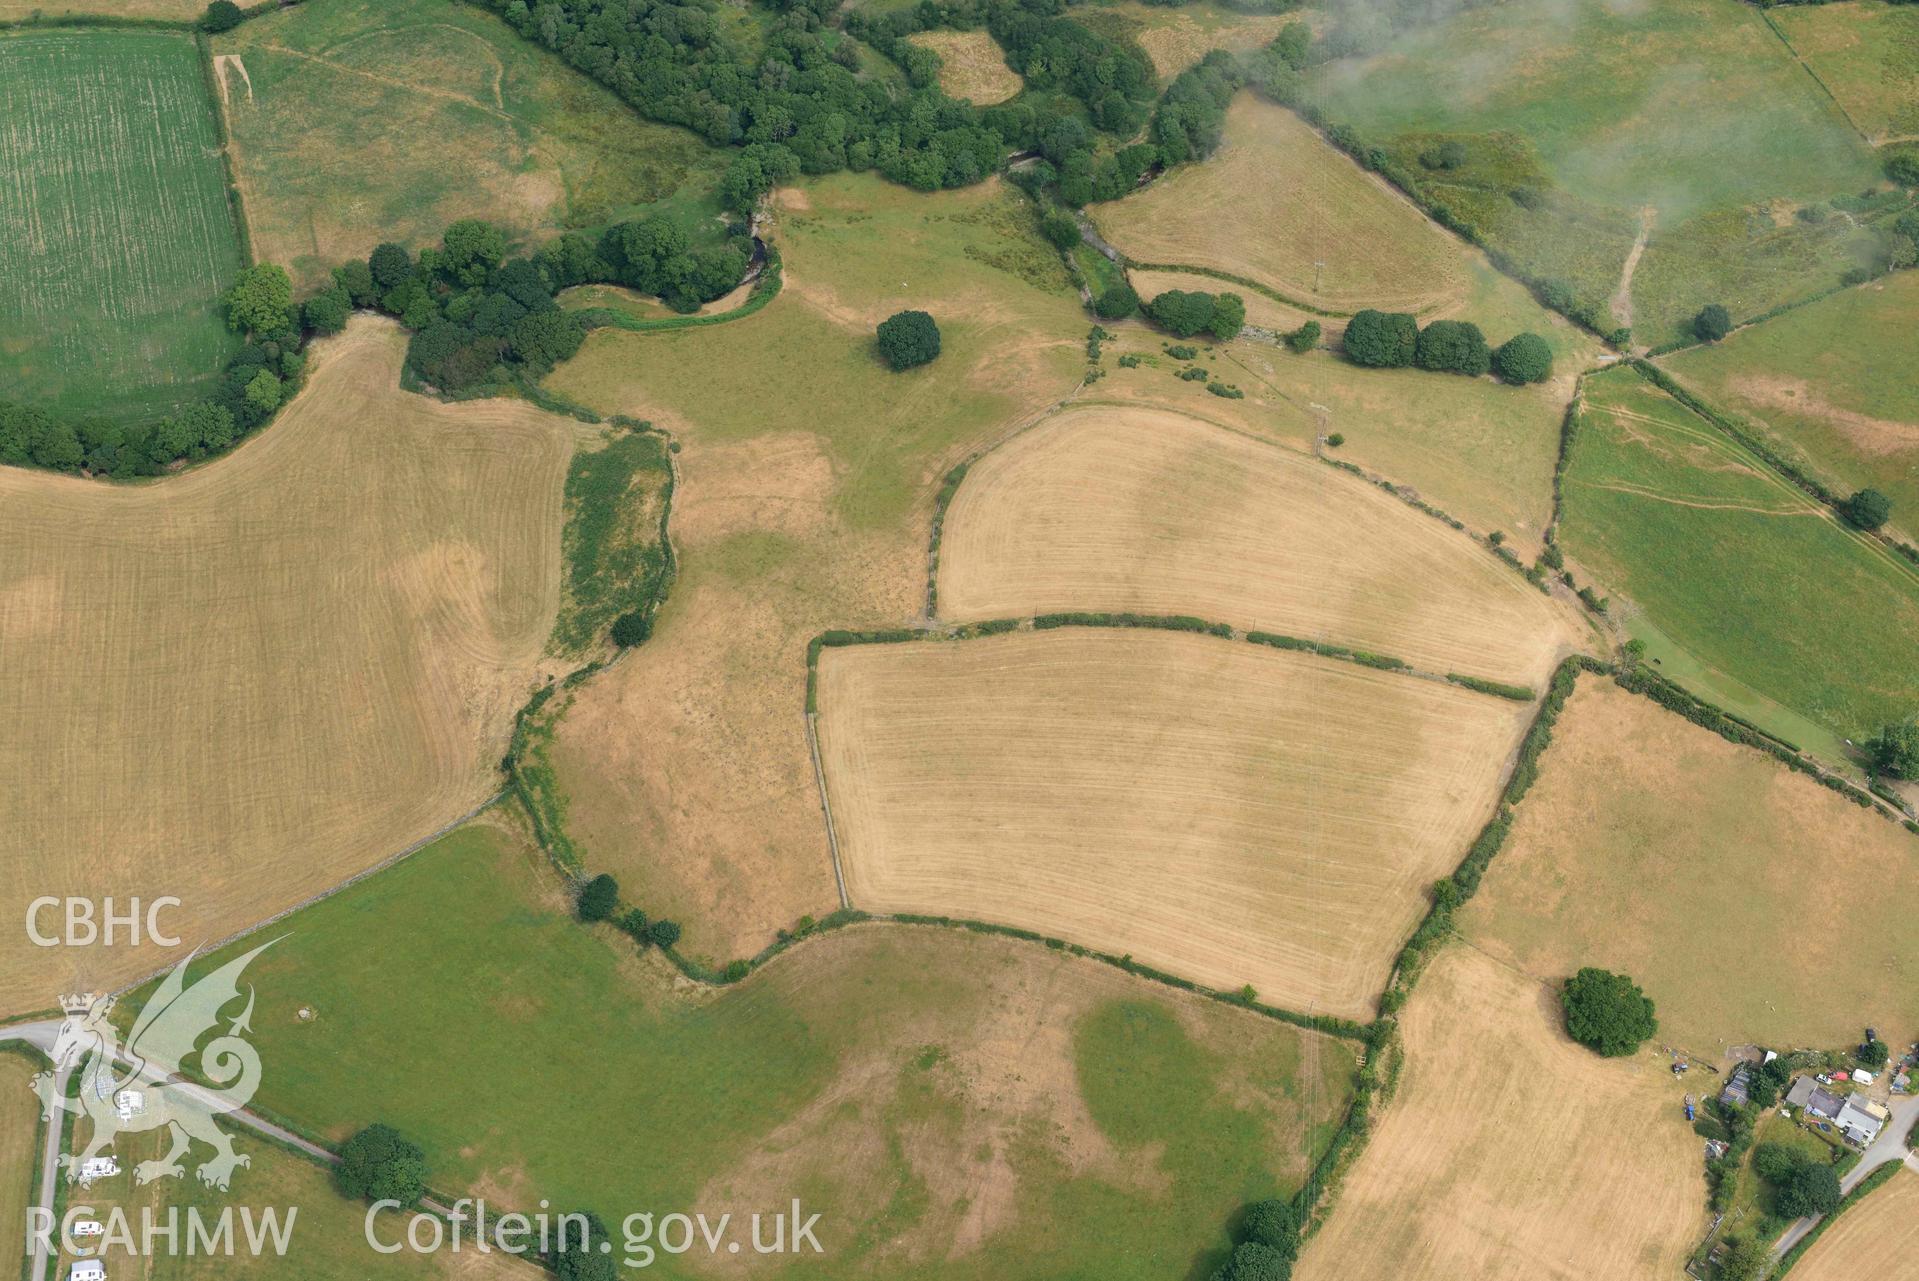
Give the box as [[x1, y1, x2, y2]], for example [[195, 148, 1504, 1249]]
[[214, 0, 729, 288], [1663, 272, 1919, 543], [1463, 680, 1919, 1057], [0, 29, 243, 422], [1298, 0, 1882, 343], [166, 822, 1356, 1281], [1559, 366, 1919, 751], [551, 425, 674, 656]]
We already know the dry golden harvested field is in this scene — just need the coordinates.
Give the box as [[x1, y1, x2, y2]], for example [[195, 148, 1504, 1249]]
[[1790, 1170, 1919, 1281], [1297, 948, 1704, 1280], [1463, 680, 1919, 1055], [0, 1054, 37, 1275], [0, 0, 198, 15], [539, 174, 1087, 967], [906, 29, 1022, 104], [1093, 96, 1466, 313], [937, 405, 1583, 687], [0, 316, 578, 1013], [1096, 2, 1294, 80], [814, 629, 1535, 1019]]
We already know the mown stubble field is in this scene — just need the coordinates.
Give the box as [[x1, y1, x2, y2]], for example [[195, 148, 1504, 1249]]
[[1464, 680, 1919, 1055], [0, 317, 578, 1013], [937, 405, 1583, 687], [1297, 947, 1703, 1279], [815, 628, 1535, 1019]]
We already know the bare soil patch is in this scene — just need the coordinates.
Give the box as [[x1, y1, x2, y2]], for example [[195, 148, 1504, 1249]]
[[814, 629, 1536, 1019], [1296, 948, 1705, 1279], [0, 316, 575, 1012], [937, 405, 1583, 687]]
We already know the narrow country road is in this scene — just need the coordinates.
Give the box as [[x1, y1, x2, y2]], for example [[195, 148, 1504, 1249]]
[[1773, 1092, 1919, 1259]]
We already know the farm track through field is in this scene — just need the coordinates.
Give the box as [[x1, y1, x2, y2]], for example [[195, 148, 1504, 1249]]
[[253, 41, 517, 123]]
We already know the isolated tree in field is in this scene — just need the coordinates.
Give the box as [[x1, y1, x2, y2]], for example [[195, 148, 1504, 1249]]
[[1867, 720, 1919, 779], [1419, 140, 1468, 170], [1285, 320, 1319, 353], [1414, 319, 1490, 375], [1238, 1198, 1299, 1258], [222, 264, 293, 336], [368, 243, 414, 290], [1560, 967, 1657, 1057], [576, 873, 619, 922], [1692, 303, 1732, 343], [1041, 211, 1082, 250], [1093, 282, 1139, 320], [1208, 292, 1246, 341], [1211, 1240, 1291, 1281], [610, 610, 652, 648], [1342, 309, 1418, 368], [1843, 487, 1892, 531], [1859, 1035, 1890, 1068], [876, 310, 941, 370], [1493, 331, 1553, 384], [336, 1125, 427, 1206], [200, 0, 243, 32]]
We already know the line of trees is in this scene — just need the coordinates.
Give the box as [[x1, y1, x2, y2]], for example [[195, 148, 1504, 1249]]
[[1343, 310, 1553, 384]]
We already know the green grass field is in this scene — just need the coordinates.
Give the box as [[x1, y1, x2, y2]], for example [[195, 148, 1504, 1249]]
[[1773, 0, 1919, 143], [152, 823, 1355, 1281], [214, 0, 728, 288], [1303, 0, 1882, 344], [1559, 366, 1919, 750], [1664, 273, 1919, 544], [0, 29, 243, 421]]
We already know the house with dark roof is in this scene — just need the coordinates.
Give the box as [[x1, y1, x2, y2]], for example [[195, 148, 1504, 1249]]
[[1786, 1076, 1846, 1121]]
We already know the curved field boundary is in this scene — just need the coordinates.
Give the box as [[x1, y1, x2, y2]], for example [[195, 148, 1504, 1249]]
[[927, 403, 1582, 683], [803, 614, 1539, 714], [1775, 1163, 1908, 1277], [1117, 255, 1350, 318], [571, 244, 784, 335]]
